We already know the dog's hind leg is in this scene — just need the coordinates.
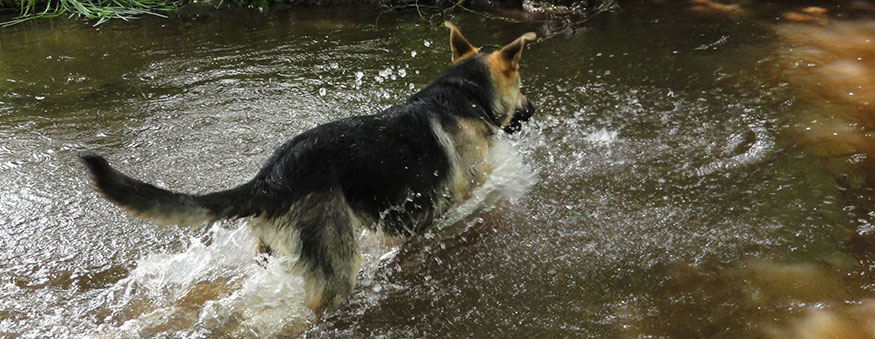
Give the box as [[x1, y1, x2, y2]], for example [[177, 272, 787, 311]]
[[294, 190, 362, 316]]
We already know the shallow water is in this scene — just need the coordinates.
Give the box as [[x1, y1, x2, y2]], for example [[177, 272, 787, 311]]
[[2, 3, 875, 338]]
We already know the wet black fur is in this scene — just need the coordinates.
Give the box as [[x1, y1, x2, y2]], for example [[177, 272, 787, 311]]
[[81, 54, 534, 313], [83, 56, 515, 233]]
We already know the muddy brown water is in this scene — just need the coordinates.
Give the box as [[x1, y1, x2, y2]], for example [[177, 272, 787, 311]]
[[2, 3, 875, 338]]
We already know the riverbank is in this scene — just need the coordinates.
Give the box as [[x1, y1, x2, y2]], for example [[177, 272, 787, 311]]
[[0, 0, 609, 27]]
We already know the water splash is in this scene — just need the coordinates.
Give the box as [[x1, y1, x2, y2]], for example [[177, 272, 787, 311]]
[[435, 136, 537, 231], [584, 128, 618, 145], [90, 224, 312, 338]]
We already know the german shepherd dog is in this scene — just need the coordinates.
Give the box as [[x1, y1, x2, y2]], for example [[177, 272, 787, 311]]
[[81, 22, 536, 316]]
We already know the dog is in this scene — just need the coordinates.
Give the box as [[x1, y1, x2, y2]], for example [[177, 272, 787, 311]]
[[81, 22, 536, 316]]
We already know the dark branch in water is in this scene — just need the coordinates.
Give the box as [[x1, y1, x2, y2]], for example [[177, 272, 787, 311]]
[[534, 0, 620, 44], [376, 0, 619, 47], [375, 0, 615, 37], [444, 0, 525, 23]]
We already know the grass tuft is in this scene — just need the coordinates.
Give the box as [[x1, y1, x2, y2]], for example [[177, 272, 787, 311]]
[[1, 0, 180, 26]]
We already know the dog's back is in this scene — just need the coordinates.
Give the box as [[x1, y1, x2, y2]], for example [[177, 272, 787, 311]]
[[257, 108, 451, 233]]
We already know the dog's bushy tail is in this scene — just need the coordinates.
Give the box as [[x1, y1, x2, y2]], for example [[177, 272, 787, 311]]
[[80, 154, 259, 225]]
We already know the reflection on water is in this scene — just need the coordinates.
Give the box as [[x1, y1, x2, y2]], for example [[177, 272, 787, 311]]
[[768, 300, 875, 338], [2, 3, 875, 338], [689, 0, 744, 16], [775, 21, 875, 173]]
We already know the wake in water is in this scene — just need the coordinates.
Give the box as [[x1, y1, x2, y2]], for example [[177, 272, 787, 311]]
[[87, 135, 537, 338]]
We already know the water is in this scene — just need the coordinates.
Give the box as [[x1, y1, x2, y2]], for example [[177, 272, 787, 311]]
[[2, 3, 875, 337]]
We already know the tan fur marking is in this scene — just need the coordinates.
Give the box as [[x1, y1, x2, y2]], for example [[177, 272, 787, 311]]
[[429, 116, 494, 203], [448, 118, 492, 201], [486, 52, 523, 127], [256, 238, 271, 254], [90, 182, 212, 227], [445, 21, 478, 63], [484, 31, 536, 128], [498, 32, 537, 70], [306, 282, 325, 315], [121, 205, 210, 227]]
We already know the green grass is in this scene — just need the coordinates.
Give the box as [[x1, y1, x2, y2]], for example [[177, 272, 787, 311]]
[[1, 0, 181, 26]]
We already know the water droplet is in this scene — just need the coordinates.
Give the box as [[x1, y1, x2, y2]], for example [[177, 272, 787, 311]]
[[423, 40, 431, 47], [410, 51, 417, 57], [354, 71, 364, 86]]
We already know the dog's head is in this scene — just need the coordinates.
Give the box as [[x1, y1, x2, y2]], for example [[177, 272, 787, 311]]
[[445, 21, 536, 134]]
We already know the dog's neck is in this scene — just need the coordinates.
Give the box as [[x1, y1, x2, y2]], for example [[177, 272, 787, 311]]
[[410, 58, 505, 130]]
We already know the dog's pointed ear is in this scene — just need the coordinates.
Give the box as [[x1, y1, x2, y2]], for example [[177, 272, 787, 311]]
[[498, 32, 537, 70], [445, 21, 478, 63]]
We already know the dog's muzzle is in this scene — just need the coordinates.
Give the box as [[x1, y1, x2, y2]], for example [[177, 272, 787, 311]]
[[503, 100, 535, 134]]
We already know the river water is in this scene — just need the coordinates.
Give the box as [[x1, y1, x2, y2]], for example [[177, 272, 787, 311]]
[[2, 2, 875, 338]]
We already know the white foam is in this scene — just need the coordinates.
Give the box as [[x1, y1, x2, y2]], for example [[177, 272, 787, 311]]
[[92, 224, 314, 338], [584, 128, 619, 145], [437, 136, 538, 230]]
